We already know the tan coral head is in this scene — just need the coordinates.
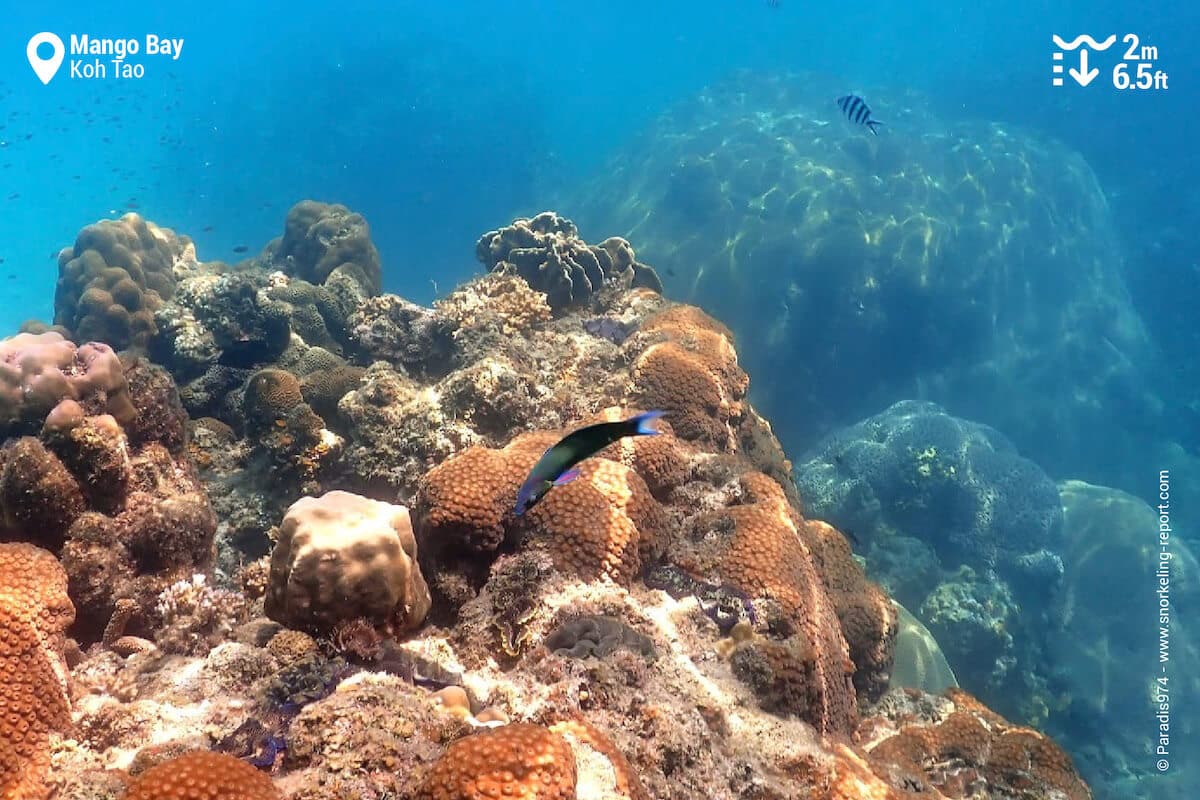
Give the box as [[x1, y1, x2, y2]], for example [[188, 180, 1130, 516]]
[[265, 490, 432, 636]]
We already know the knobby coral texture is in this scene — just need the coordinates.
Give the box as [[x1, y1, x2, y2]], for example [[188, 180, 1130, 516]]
[[3, 207, 1093, 800], [0, 331, 214, 643], [53, 213, 196, 353]]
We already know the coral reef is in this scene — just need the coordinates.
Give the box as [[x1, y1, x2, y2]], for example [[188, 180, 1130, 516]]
[[570, 70, 1157, 497], [476, 212, 662, 311], [53, 213, 197, 352], [25, 209, 1088, 800], [795, 400, 1063, 579], [265, 491, 431, 636], [667, 470, 894, 731], [152, 272, 291, 384], [862, 688, 1091, 800], [346, 294, 455, 374], [919, 568, 1018, 696]]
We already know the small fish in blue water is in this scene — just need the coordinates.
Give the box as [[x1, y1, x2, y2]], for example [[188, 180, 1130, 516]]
[[232, 245, 249, 254], [515, 411, 665, 515], [837, 95, 883, 135]]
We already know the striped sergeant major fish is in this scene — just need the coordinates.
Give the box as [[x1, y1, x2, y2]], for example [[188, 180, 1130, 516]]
[[837, 95, 883, 135]]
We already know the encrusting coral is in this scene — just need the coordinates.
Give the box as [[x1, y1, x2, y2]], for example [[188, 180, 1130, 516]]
[[629, 306, 749, 449], [414, 424, 673, 592], [0, 543, 74, 800], [862, 688, 1091, 800], [669, 470, 883, 734]]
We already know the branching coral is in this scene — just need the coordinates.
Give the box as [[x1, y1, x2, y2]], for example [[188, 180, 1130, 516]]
[[155, 574, 250, 655]]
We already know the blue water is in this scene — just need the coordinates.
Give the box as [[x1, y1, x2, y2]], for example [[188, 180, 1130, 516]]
[[2, 3, 1197, 797], [3, 1, 1193, 323]]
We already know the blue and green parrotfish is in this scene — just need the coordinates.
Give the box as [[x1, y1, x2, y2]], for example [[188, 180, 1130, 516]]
[[514, 411, 665, 516]]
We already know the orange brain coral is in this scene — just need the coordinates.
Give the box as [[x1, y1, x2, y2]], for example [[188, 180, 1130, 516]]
[[630, 306, 748, 449], [800, 518, 897, 703], [588, 407, 691, 497], [120, 750, 281, 800], [0, 543, 74, 800], [677, 472, 858, 734], [415, 427, 670, 584], [416, 723, 576, 800]]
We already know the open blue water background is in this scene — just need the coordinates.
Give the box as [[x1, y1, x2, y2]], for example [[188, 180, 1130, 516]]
[[1, 1, 1192, 321]]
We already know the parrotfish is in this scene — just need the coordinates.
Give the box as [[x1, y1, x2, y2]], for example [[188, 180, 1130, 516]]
[[514, 411, 665, 515]]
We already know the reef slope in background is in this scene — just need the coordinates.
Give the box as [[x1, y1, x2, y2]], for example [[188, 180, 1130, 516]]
[[568, 70, 1188, 513], [0, 202, 1123, 800]]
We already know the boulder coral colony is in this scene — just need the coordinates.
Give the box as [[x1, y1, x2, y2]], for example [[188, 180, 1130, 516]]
[[0, 203, 1095, 800]]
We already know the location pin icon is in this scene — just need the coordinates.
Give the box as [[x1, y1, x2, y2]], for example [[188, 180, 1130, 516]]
[[27, 32, 65, 84]]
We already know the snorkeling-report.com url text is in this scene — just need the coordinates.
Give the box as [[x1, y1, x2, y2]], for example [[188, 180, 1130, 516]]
[[1153, 468, 1172, 772]]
